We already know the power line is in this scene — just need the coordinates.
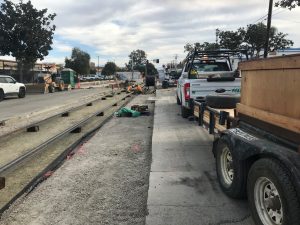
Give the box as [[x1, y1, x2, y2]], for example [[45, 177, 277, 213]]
[[252, 7, 283, 24]]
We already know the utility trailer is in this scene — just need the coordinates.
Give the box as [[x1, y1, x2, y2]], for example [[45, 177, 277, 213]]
[[193, 54, 300, 225]]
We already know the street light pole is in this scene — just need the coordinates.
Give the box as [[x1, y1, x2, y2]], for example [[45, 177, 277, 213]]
[[264, 0, 273, 58]]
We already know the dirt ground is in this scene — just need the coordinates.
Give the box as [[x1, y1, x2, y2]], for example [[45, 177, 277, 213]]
[[0, 94, 154, 225]]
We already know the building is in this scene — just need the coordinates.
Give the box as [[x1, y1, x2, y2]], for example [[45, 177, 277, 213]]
[[0, 59, 63, 82]]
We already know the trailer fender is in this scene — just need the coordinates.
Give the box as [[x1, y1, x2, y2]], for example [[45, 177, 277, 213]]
[[220, 128, 300, 196]]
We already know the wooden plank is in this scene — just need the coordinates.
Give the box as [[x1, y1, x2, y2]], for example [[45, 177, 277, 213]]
[[237, 103, 300, 134], [239, 54, 300, 70], [240, 69, 300, 119]]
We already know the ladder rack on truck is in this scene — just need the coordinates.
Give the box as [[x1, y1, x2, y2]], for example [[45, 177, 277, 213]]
[[192, 54, 300, 225]]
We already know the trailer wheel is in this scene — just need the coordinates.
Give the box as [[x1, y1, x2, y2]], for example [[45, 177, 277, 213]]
[[247, 158, 300, 225], [176, 95, 181, 105], [181, 106, 191, 118], [216, 136, 248, 198], [206, 94, 240, 109]]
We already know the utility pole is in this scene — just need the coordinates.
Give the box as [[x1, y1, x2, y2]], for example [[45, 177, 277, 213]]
[[174, 54, 178, 72], [264, 0, 273, 58], [131, 58, 134, 80]]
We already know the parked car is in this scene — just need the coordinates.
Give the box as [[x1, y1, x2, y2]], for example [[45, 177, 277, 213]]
[[0, 75, 26, 101]]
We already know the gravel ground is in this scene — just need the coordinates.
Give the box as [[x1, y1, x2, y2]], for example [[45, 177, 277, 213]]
[[0, 94, 154, 225]]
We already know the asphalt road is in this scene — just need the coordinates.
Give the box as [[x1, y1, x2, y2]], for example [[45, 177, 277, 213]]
[[0, 87, 110, 121]]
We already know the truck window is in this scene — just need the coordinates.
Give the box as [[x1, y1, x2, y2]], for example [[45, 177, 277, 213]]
[[190, 62, 230, 79]]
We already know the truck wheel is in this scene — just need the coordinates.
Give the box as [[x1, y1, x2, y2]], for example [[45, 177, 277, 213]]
[[177, 95, 181, 105], [59, 80, 65, 91], [0, 89, 4, 101], [247, 158, 300, 225], [18, 87, 26, 98], [181, 106, 191, 118], [206, 94, 240, 109], [48, 85, 55, 93], [162, 80, 169, 89], [216, 136, 248, 198]]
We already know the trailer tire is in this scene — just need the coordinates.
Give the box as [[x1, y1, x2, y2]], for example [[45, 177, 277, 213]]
[[0, 89, 4, 101], [177, 95, 181, 105], [247, 158, 300, 225], [216, 136, 248, 198], [206, 94, 240, 109]]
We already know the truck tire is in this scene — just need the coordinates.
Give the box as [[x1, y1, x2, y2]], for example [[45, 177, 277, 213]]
[[216, 136, 248, 198], [247, 158, 300, 225], [162, 80, 169, 89], [181, 106, 191, 118], [177, 95, 181, 105], [59, 80, 65, 91], [18, 87, 26, 98], [48, 85, 55, 93], [206, 94, 240, 109], [0, 89, 4, 101]]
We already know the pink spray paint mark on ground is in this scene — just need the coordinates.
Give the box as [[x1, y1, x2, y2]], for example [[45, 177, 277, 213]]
[[131, 144, 141, 153]]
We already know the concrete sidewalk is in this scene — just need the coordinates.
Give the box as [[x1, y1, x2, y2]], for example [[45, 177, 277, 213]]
[[146, 89, 254, 225]]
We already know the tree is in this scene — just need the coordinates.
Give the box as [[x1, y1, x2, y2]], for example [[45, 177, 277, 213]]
[[126, 49, 147, 70], [65, 48, 90, 75], [216, 23, 293, 58], [0, 0, 56, 82], [218, 28, 246, 50], [102, 62, 117, 76], [243, 22, 293, 58], [184, 42, 220, 52], [275, 0, 300, 9]]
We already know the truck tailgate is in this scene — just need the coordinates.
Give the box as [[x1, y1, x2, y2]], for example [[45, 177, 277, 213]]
[[190, 78, 241, 99]]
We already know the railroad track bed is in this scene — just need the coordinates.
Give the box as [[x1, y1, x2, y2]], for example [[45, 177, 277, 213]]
[[0, 90, 134, 214]]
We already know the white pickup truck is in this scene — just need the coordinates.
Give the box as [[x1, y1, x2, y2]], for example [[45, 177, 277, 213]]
[[0, 75, 26, 101], [176, 50, 247, 118]]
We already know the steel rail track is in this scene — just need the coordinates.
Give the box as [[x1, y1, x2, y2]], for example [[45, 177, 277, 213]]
[[0, 93, 134, 215], [0, 89, 126, 139], [0, 92, 131, 175]]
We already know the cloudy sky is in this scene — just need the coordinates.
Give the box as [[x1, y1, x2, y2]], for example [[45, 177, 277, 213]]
[[1, 0, 300, 67]]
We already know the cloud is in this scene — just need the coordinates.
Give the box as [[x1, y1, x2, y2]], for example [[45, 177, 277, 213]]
[[4, 0, 300, 66]]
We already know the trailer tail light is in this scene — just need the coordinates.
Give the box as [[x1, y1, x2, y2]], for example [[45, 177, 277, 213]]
[[184, 83, 190, 101]]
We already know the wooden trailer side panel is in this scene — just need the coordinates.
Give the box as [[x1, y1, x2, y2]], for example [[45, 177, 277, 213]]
[[238, 54, 300, 134]]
